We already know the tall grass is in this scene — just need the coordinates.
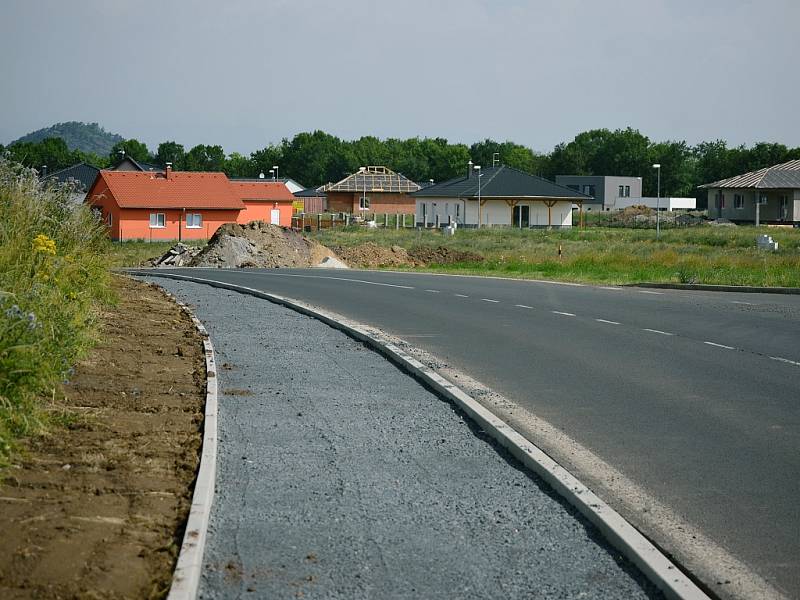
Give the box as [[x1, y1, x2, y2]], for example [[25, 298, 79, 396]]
[[0, 160, 112, 464], [311, 225, 800, 286]]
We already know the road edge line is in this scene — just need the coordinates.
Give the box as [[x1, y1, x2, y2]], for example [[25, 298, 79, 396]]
[[629, 282, 800, 295], [143, 284, 219, 600], [132, 270, 710, 600]]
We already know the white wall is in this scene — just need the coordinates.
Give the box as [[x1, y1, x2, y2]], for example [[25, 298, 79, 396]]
[[416, 197, 572, 227], [613, 197, 696, 211]]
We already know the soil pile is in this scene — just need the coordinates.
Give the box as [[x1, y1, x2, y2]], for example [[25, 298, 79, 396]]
[[408, 246, 485, 265], [330, 243, 421, 268], [189, 221, 342, 268]]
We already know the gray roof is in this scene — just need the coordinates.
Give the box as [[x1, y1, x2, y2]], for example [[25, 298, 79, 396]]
[[327, 166, 421, 193], [294, 186, 327, 198], [45, 162, 100, 191], [410, 165, 593, 200], [699, 159, 800, 189], [113, 156, 163, 172]]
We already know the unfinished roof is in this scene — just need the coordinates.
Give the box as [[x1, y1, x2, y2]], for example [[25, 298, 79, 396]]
[[326, 166, 421, 193], [699, 159, 800, 189], [410, 165, 592, 200], [94, 171, 244, 210]]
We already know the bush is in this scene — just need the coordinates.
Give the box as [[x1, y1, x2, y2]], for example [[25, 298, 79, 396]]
[[0, 159, 112, 464]]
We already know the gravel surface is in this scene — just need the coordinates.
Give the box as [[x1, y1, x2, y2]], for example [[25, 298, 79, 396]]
[[142, 277, 661, 600]]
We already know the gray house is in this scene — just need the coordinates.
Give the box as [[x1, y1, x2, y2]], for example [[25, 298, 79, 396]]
[[700, 160, 800, 225], [555, 175, 642, 210]]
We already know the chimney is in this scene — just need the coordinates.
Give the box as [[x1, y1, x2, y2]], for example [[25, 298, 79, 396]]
[[467, 160, 473, 179], [165, 162, 172, 180]]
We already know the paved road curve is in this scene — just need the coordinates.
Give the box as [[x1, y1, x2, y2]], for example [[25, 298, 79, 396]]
[[155, 268, 800, 599]]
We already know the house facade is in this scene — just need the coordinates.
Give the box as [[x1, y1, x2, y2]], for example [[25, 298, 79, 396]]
[[555, 175, 642, 211], [700, 160, 800, 225], [230, 180, 294, 226], [86, 167, 245, 241], [325, 166, 421, 214], [411, 165, 589, 228]]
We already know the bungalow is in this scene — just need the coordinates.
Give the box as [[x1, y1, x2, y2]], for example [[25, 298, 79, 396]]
[[230, 179, 294, 227], [700, 160, 800, 225], [86, 166, 244, 241], [326, 166, 421, 215], [411, 164, 590, 228], [45, 162, 100, 204]]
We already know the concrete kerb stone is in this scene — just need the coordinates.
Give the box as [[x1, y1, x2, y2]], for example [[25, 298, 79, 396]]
[[136, 282, 219, 600], [130, 270, 711, 600], [629, 282, 800, 295]]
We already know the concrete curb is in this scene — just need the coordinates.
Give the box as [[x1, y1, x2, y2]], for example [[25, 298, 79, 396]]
[[152, 288, 219, 600], [132, 270, 710, 600], [628, 282, 800, 295]]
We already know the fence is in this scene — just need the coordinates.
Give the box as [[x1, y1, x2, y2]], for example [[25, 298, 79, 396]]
[[291, 213, 416, 232]]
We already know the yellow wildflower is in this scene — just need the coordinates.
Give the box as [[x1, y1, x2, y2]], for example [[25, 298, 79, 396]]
[[33, 234, 57, 255]]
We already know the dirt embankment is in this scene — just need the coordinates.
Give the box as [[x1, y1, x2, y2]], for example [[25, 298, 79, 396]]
[[0, 276, 205, 599], [332, 243, 484, 269]]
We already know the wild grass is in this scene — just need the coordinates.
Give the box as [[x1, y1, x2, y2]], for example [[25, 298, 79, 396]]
[[107, 240, 204, 268], [310, 225, 800, 287], [0, 160, 112, 465]]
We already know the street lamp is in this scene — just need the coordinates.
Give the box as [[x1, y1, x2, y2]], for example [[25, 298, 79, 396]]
[[273, 165, 279, 181], [475, 165, 483, 228], [269, 168, 274, 181], [652, 163, 661, 239]]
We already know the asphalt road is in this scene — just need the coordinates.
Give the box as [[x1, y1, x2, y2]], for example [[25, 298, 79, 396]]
[[154, 268, 800, 599], [145, 278, 660, 600]]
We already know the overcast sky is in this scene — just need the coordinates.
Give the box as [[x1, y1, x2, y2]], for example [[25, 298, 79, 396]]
[[1, 0, 798, 155]]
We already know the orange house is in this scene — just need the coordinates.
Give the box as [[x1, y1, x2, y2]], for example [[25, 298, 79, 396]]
[[230, 180, 294, 227], [86, 167, 245, 241]]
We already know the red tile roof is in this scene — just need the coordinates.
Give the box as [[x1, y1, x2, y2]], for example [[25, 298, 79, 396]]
[[231, 181, 295, 202], [98, 171, 245, 210]]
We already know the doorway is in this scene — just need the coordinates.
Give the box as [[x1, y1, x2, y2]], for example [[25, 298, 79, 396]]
[[270, 209, 281, 225], [513, 205, 530, 228]]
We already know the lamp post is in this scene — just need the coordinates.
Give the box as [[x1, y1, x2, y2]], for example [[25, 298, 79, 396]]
[[475, 165, 483, 228], [273, 165, 279, 181], [269, 169, 274, 181], [652, 163, 661, 239]]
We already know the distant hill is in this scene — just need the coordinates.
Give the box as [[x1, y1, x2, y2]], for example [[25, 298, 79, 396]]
[[11, 122, 124, 156]]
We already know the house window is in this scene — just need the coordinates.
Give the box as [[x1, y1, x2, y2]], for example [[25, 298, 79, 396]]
[[107, 212, 113, 227], [186, 213, 203, 228], [757, 194, 768, 205], [359, 196, 370, 210], [149, 212, 166, 228], [734, 194, 744, 209], [624, 185, 630, 197], [456, 204, 460, 218], [618, 185, 624, 197], [780, 195, 789, 219]]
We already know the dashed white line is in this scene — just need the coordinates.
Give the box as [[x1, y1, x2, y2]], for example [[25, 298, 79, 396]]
[[424, 289, 440, 293], [515, 304, 534, 309], [704, 341, 736, 350], [595, 319, 620, 325], [454, 293, 469, 298], [599, 286, 623, 291], [642, 328, 673, 336], [638, 290, 664, 295], [769, 356, 800, 367], [731, 300, 755, 306], [481, 298, 500, 303], [552, 311, 576, 317]]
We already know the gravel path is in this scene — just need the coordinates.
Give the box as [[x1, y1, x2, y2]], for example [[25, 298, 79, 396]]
[[143, 278, 661, 600]]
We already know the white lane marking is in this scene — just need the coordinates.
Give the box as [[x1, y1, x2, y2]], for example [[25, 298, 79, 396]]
[[399, 334, 440, 338], [731, 300, 755, 305], [481, 298, 500, 303], [595, 319, 620, 325], [515, 304, 534, 309], [638, 290, 664, 295], [704, 341, 736, 350], [247, 272, 415, 289], [454, 293, 469, 298], [552, 311, 576, 317], [642, 328, 673, 336], [770, 356, 800, 367], [424, 289, 440, 293], [599, 286, 623, 291]]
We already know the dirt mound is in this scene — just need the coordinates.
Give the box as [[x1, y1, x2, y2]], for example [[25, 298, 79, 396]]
[[408, 246, 484, 265], [189, 221, 342, 268], [330, 243, 420, 268]]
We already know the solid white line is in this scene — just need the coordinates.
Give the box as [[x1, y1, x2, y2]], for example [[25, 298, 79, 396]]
[[552, 311, 576, 317], [595, 319, 620, 325], [704, 341, 735, 350], [638, 290, 664, 295], [454, 293, 469, 298], [769, 356, 800, 367], [481, 298, 500, 303], [424, 289, 440, 293], [515, 304, 534, 309], [247, 271, 416, 289], [642, 328, 673, 336]]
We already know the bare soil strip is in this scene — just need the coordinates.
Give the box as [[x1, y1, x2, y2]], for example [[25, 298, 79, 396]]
[[0, 276, 205, 599]]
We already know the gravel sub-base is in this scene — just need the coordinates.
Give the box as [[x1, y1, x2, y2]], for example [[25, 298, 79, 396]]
[[142, 278, 661, 600]]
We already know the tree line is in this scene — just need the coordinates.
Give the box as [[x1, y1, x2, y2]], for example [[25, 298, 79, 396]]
[[3, 128, 798, 207]]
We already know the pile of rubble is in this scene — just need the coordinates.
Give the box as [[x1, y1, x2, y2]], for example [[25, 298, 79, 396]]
[[150, 243, 202, 267]]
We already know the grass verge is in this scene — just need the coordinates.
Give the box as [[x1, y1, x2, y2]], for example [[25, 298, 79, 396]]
[[0, 160, 112, 465]]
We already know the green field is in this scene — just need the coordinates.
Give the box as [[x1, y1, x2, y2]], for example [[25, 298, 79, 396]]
[[309, 225, 800, 287]]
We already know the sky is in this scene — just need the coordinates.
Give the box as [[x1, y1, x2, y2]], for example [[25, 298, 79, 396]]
[[1, 0, 798, 155]]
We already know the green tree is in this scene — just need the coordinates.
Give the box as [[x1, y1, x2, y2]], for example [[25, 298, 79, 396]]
[[647, 141, 695, 197], [250, 143, 284, 180], [155, 141, 185, 169], [224, 152, 255, 178], [280, 131, 357, 185], [184, 144, 225, 171], [109, 139, 151, 165], [8, 138, 75, 172]]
